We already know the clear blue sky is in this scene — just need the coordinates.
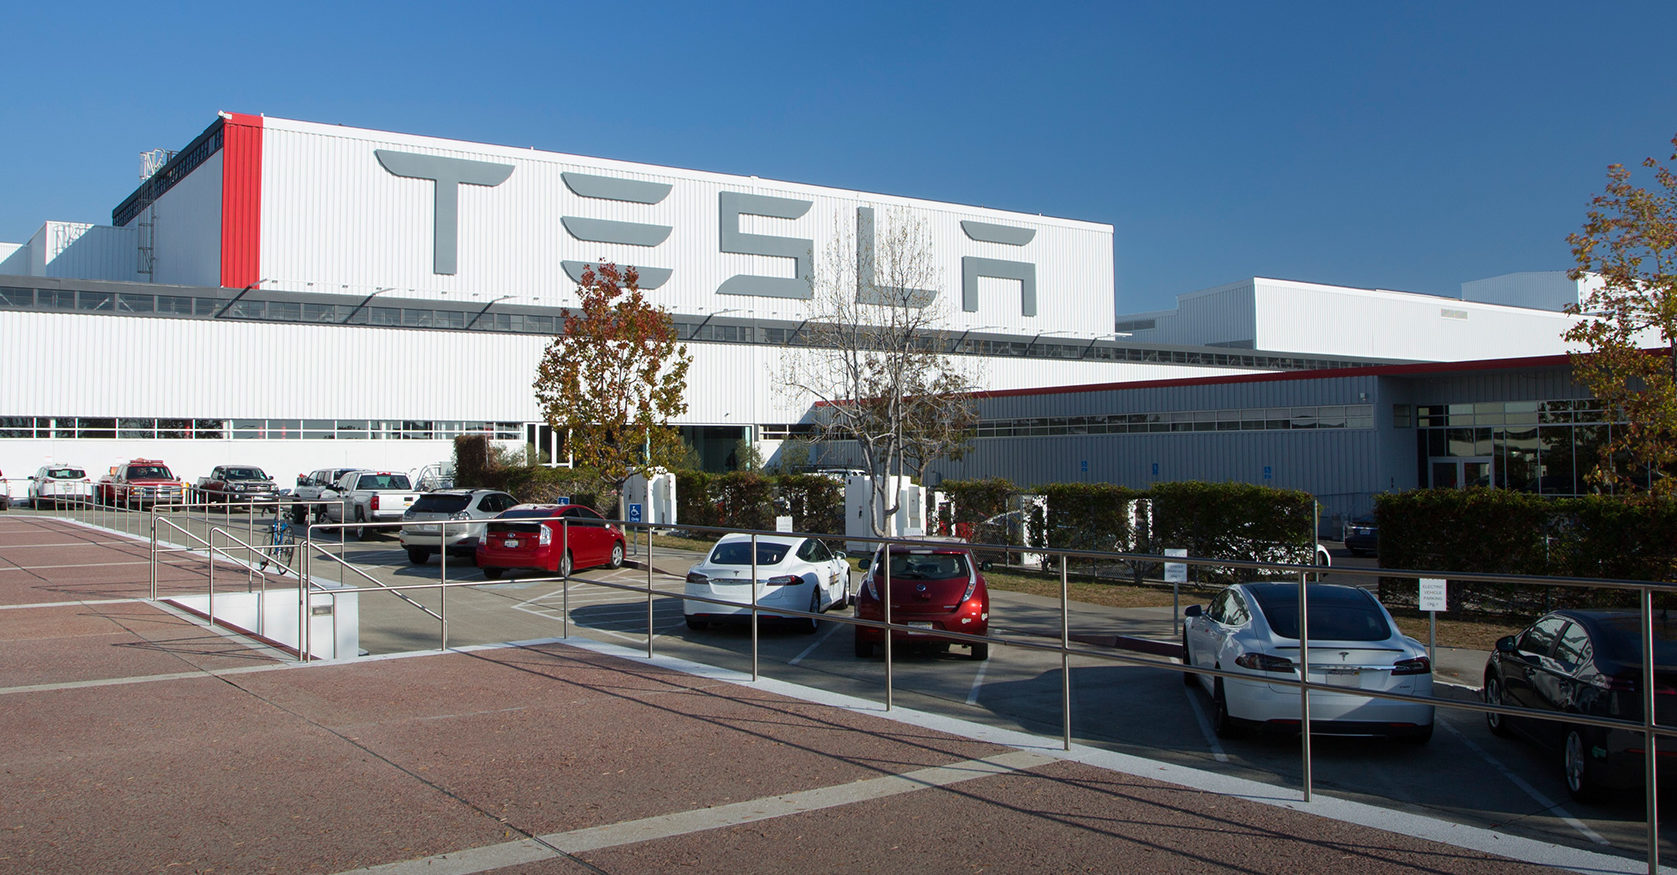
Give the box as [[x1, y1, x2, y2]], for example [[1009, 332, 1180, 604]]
[[6, 1, 1676, 314]]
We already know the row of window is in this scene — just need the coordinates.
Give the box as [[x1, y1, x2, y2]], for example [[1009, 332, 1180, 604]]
[[1394, 400, 1611, 428], [1418, 422, 1646, 496], [974, 405, 1375, 438], [0, 284, 1381, 371], [0, 417, 522, 440]]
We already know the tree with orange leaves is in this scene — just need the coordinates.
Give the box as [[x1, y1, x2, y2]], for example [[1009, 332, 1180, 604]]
[[1565, 135, 1677, 496], [533, 263, 691, 515]]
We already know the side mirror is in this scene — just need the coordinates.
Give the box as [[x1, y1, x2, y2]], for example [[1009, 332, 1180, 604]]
[[834, 551, 847, 562], [1495, 635, 1519, 654], [1184, 604, 1202, 618]]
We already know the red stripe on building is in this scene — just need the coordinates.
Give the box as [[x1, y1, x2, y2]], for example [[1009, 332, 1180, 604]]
[[219, 113, 264, 289]]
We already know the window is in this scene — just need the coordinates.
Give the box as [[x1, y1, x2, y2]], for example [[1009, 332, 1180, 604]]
[[1518, 616, 1566, 657], [1554, 623, 1592, 673]]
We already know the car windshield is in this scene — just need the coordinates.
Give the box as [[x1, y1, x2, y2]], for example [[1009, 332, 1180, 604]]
[[708, 540, 792, 566], [411, 494, 471, 514], [129, 466, 171, 479], [1248, 586, 1393, 641], [47, 468, 85, 479], [873, 551, 971, 580], [225, 467, 266, 480], [357, 474, 411, 490]]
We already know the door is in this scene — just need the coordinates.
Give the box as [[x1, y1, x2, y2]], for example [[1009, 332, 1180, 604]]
[[1429, 456, 1494, 489]]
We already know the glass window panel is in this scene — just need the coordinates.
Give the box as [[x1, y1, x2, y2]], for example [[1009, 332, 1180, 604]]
[[156, 295, 194, 315], [193, 419, 225, 439], [369, 307, 400, 326], [116, 294, 154, 313], [78, 292, 116, 311], [1447, 403, 1474, 426], [268, 419, 302, 439], [1502, 426, 1539, 492], [232, 419, 265, 439], [156, 418, 192, 439], [402, 309, 434, 327], [78, 417, 116, 439], [403, 421, 434, 439], [1573, 424, 1608, 493], [435, 309, 466, 329], [39, 290, 75, 309], [267, 301, 302, 321], [227, 300, 265, 319], [1318, 406, 1347, 428], [50, 416, 76, 438], [118, 418, 155, 439], [302, 302, 337, 322], [0, 287, 33, 307], [1291, 408, 1318, 429], [0, 416, 33, 438], [1347, 405, 1374, 429], [1392, 404, 1412, 428], [302, 419, 335, 439], [195, 298, 221, 316], [336, 420, 369, 438]]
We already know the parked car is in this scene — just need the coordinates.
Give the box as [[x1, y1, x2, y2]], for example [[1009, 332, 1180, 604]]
[[682, 533, 850, 633], [290, 467, 367, 523], [95, 459, 188, 508], [29, 465, 93, 508], [476, 504, 626, 579], [1181, 582, 1433, 741], [399, 489, 519, 564], [854, 544, 990, 660], [321, 470, 420, 536], [1344, 516, 1379, 557], [1483, 610, 1677, 801], [193, 465, 279, 507]]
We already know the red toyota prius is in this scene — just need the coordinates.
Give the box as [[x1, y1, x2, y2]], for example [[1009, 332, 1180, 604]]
[[476, 504, 626, 579]]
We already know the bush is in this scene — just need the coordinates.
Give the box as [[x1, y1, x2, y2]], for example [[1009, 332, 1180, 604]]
[[1147, 481, 1317, 583], [777, 474, 843, 534], [936, 478, 1015, 534], [1038, 482, 1144, 555]]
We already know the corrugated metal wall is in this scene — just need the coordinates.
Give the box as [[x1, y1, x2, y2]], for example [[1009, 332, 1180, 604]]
[[149, 150, 224, 288], [253, 117, 1114, 338]]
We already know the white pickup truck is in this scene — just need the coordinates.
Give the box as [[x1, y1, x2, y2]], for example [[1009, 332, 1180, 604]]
[[322, 470, 420, 536]]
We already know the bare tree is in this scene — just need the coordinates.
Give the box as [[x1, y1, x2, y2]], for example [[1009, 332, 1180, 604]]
[[785, 208, 981, 536]]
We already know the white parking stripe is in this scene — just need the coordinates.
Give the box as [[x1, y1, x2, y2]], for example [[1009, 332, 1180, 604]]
[[1438, 716, 1609, 846], [964, 654, 991, 705], [789, 620, 843, 665], [1182, 682, 1230, 764]]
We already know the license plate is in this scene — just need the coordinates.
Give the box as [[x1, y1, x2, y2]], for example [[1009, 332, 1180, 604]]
[[504, 539, 519, 548], [1323, 667, 1360, 677], [906, 622, 935, 630]]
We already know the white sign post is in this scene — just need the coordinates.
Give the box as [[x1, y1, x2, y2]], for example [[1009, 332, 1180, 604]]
[[1419, 578, 1447, 666], [1165, 548, 1188, 628]]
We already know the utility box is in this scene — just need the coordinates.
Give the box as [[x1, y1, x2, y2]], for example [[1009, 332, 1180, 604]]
[[623, 469, 677, 527], [844, 474, 926, 554]]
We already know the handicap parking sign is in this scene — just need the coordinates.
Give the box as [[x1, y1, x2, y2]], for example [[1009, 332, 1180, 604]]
[[628, 503, 643, 523]]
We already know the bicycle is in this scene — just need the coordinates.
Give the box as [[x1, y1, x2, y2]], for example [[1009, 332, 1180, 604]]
[[258, 516, 295, 575]]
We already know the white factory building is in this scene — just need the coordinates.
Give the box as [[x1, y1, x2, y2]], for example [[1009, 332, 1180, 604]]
[[0, 111, 1614, 515]]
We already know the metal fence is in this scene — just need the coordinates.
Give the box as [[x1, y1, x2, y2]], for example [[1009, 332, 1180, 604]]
[[101, 506, 1677, 874]]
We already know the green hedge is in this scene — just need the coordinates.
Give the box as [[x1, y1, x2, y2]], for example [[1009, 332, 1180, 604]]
[[1377, 489, 1677, 614], [777, 473, 844, 534], [1146, 481, 1317, 583], [1038, 482, 1145, 554]]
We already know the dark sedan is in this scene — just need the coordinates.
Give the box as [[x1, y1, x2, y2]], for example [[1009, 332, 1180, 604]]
[[1344, 516, 1378, 557], [1482, 610, 1677, 801]]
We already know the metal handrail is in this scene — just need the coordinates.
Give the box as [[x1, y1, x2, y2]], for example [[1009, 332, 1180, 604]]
[[133, 511, 1673, 873]]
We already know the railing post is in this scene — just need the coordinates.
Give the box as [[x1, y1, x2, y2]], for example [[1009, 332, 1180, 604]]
[[148, 511, 158, 600], [645, 522, 654, 660], [751, 532, 760, 682], [1298, 569, 1312, 802], [439, 518, 449, 652], [884, 538, 893, 711], [1061, 552, 1071, 752], [1642, 586, 1659, 875]]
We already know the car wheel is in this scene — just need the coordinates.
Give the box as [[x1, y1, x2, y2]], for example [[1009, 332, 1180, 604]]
[[1182, 635, 1197, 686], [1563, 728, 1604, 802], [405, 547, 430, 565], [970, 641, 989, 661], [685, 615, 707, 631], [354, 507, 367, 538], [558, 551, 573, 579], [854, 632, 874, 658], [291, 505, 307, 524], [1485, 675, 1512, 738], [1212, 677, 1243, 739], [482, 567, 503, 580], [800, 589, 820, 634], [608, 541, 625, 569]]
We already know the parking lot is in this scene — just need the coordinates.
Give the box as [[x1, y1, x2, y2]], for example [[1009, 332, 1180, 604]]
[[3, 505, 1671, 872]]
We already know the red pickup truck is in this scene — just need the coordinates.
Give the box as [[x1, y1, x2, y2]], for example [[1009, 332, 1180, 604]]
[[96, 459, 188, 509]]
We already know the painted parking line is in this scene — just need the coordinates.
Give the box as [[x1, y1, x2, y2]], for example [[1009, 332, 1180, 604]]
[[333, 749, 1056, 874], [789, 619, 844, 665], [1182, 681, 1230, 764], [1438, 716, 1608, 846]]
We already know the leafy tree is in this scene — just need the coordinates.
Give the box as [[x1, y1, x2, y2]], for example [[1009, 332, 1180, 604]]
[[785, 209, 981, 536], [533, 263, 691, 517], [1566, 134, 1677, 496]]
